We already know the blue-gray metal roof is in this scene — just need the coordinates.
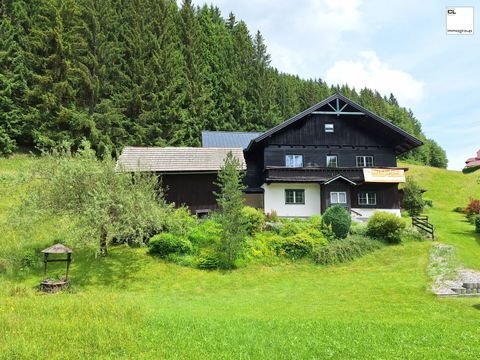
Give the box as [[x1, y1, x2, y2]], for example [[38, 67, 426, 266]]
[[202, 131, 262, 149]]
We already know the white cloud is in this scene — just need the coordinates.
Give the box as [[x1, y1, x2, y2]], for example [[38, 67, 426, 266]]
[[324, 51, 424, 107]]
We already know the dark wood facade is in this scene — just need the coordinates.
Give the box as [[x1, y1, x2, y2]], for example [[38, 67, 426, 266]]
[[149, 93, 422, 216], [243, 93, 422, 214], [161, 172, 219, 214]]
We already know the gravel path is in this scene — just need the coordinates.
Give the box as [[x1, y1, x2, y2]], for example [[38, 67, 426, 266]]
[[429, 243, 480, 296]]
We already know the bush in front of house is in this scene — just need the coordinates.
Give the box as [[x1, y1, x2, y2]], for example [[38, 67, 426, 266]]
[[366, 211, 406, 244], [402, 177, 425, 216], [196, 249, 221, 269], [322, 205, 351, 239], [279, 220, 306, 237], [465, 198, 480, 223], [188, 219, 223, 250], [350, 222, 368, 236], [475, 215, 480, 234], [241, 206, 265, 235], [148, 233, 193, 257], [401, 227, 426, 242], [165, 207, 197, 237], [312, 235, 383, 265], [279, 233, 317, 259]]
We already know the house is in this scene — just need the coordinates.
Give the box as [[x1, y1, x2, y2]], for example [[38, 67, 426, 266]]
[[117, 93, 423, 220], [463, 149, 480, 174]]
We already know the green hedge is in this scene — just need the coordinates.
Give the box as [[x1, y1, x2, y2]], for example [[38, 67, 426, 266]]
[[312, 235, 383, 265], [149, 233, 193, 257]]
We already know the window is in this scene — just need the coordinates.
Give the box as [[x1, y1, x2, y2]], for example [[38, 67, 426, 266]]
[[330, 191, 347, 204], [285, 189, 305, 204], [356, 156, 374, 168], [325, 123, 334, 133], [285, 154, 303, 168], [326, 155, 338, 168], [358, 192, 376, 205]]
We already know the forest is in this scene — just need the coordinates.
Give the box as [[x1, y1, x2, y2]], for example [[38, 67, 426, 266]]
[[0, 0, 447, 167]]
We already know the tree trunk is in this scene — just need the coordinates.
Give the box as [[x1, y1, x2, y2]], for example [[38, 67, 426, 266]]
[[99, 224, 108, 256]]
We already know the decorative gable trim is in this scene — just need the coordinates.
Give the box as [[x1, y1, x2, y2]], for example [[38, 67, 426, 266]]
[[323, 175, 357, 185], [246, 93, 423, 154]]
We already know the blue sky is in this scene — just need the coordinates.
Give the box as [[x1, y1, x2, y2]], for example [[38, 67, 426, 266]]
[[191, 0, 479, 170]]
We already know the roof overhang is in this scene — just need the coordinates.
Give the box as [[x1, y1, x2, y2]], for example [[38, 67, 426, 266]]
[[245, 93, 423, 154]]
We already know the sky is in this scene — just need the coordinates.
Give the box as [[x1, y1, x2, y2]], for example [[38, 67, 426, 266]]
[[190, 0, 479, 170]]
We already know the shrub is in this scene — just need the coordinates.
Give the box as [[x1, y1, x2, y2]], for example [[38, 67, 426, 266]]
[[475, 215, 480, 234], [367, 211, 406, 244], [165, 207, 197, 237], [401, 227, 425, 242], [149, 233, 193, 257], [246, 232, 282, 259], [453, 206, 465, 213], [306, 215, 322, 229], [465, 199, 480, 216], [402, 177, 425, 216], [350, 222, 368, 236], [196, 249, 220, 269], [312, 235, 383, 265], [279, 221, 305, 237], [188, 220, 222, 250], [265, 210, 279, 222], [241, 206, 265, 235], [265, 221, 283, 234], [322, 205, 351, 239], [280, 233, 315, 259]]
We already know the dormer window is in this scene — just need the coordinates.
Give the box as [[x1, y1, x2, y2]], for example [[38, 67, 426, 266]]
[[325, 123, 334, 133], [285, 154, 303, 168]]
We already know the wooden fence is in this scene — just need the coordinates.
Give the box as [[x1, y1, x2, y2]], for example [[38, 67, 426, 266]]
[[412, 215, 435, 240]]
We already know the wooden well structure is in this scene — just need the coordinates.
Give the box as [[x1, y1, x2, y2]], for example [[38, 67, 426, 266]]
[[40, 244, 72, 293]]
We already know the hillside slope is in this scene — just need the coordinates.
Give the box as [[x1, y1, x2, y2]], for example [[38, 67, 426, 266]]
[[401, 162, 480, 268], [1, 157, 480, 358]]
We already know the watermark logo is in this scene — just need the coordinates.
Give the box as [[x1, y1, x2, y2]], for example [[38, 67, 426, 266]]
[[446, 7, 474, 35]]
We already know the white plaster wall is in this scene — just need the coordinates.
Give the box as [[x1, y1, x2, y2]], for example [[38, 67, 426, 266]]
[[263, 183, 321, 217], [351, 208, 401, 220]]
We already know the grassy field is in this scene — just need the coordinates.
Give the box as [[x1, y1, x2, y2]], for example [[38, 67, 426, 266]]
[[1, 156, 480, 359]]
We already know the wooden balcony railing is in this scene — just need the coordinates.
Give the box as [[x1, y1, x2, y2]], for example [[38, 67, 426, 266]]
[[265, 166, 364, 182]]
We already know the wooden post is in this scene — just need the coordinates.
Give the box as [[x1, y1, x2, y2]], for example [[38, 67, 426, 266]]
[[66, 253, 71, 280], [44, 253, 48, 276]]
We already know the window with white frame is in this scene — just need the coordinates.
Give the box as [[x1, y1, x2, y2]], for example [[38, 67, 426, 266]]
[[285, 189, 305, 204], [285, 154, 303, 168], [326, 155, 338, 168], [330, 191, 347, 204], [356, 156, 374, 168], [358, 192, 376, 205], [325, 123, 334, 133]]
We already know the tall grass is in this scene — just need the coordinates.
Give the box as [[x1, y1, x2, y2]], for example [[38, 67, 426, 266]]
[[1, 156, 480, 358]]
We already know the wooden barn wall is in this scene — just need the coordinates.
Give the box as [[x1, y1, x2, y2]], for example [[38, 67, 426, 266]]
[[160, 173, 219, 213], [244, 148, 265, 190]]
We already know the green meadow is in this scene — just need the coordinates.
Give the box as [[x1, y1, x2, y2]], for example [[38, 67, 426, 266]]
[[1, 156, 480, 359]]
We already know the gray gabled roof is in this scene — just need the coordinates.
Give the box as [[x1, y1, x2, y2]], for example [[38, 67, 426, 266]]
[[246, 93, 423, 154], [202, 130, 262, 149], [117, 147, 246, 172]]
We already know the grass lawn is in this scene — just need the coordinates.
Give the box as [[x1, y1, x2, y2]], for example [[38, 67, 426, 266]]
[[1, 156, 480, 359]]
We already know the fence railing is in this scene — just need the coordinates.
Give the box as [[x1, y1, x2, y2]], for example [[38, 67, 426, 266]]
[[412, 215, 435, 239]]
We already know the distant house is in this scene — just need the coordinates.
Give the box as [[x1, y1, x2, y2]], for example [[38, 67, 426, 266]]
[[117, 93, 423, 220], [463, 150, 480, 174]]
